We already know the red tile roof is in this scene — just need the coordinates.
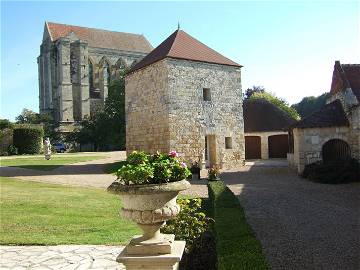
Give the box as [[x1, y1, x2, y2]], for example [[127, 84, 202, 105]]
[[129, 29, 241, 73], [46, 22, 152, 53], [330, 61, 360, 102]]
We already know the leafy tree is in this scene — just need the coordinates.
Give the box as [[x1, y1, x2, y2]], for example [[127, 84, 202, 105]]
[[15, 108, 59, 141], [291, 92, 329, 118], [0, 119, 14, 130], [249, 91, 301, 120], [245, 85, 265, 99]]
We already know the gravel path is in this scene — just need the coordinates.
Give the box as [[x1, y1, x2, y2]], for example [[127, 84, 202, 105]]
[[222, 166, 360, 270], [0, 245, 125, 270]]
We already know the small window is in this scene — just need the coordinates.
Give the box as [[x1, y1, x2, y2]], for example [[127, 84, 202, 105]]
[[203, 88, 211, 101], [225, 137, 232, 149]]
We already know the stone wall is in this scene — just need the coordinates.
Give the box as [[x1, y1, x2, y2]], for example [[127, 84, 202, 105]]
[[166, 59, 244, 169], [125, 60, 170, 154], [244, 131, 288, 159], [292, 126, 350, 173]]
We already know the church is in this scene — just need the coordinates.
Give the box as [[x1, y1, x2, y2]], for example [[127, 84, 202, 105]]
[[38, 22, 152, 132]]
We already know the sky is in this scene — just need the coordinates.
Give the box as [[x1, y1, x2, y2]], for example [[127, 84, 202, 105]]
[[1, 0, 359, 121]]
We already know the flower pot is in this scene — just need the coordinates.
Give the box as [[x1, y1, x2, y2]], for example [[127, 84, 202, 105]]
[[108, 179, 191, 256]]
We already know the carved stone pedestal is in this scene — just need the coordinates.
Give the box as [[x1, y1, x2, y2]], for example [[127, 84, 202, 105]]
[[117, 241, 185, 270]]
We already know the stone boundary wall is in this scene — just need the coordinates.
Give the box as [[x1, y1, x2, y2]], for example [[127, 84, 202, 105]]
[[244, 131, 288, 159]]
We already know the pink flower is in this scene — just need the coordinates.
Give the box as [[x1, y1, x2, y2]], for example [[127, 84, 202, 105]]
[[169, 150, 178, 158], [180, 162, 187, 168]]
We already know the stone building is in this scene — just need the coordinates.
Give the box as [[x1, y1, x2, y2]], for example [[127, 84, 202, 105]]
[[125, 29, 245, 169], [38, 22, 152, 132], [288, 61, 360, 173], [243, 99, 296, 159]]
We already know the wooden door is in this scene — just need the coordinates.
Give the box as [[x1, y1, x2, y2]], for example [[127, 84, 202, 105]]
[[268, 135, 288, 158], [245, 136, 261, 159]]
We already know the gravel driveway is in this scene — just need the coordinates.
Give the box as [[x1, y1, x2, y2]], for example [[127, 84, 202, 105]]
[[222, 166, 360, 270]]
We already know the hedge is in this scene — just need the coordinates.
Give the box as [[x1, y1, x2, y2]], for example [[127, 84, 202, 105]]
[[208, 181, 270, 270], [13, 127, 44, 154]]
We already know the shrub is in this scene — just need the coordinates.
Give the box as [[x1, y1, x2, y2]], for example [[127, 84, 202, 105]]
[[162, 198, 216, 270], [116, 151, 191, 185], [13, 127, 44, 154], [208, 181, 269, 270], [7, 145, 18, 155], [208, 166, 220, 181], [302, 158, 360, 184]]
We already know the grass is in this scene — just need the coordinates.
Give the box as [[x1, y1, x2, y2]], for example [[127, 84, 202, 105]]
[[208, 181, 270, 270], [0, 177, 139, 245], [0, 155, 105, 170]]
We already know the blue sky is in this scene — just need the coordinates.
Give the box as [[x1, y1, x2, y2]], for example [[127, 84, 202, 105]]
[[1, 1, 359, 121]]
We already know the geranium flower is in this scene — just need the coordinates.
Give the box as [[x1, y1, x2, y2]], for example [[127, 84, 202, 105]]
[[180, 162, 187, 168], [169, 150, 178, 158]]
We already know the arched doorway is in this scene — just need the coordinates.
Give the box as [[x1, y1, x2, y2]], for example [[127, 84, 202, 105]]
[[322, 139, 351, 163], [245, 136, 261, 159], [268, 135, 288, 158]]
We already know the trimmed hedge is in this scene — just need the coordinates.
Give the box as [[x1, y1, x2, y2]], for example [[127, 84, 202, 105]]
[[208, 181, 270, 270], [13, 127, 44, 154]]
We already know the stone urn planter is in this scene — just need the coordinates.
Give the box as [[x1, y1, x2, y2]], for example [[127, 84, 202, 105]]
[[108, 179, 191, 257]]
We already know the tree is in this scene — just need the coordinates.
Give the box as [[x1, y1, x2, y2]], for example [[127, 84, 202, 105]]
[[249, 91, 301, 120], [245, 85, 265, 99], [15, 108, 59, 141], [0, 119, 14, 130], [291, 92, 329, 118]]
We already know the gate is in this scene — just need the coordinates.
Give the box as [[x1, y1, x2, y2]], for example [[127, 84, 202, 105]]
[[245, 136, 261, 159], [268, 135, 289, 158], [322, 139, 351, 163]]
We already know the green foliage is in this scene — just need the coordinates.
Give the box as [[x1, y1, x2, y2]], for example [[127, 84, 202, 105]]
[[116, 151, 191, 185], [68, 72, 126, 151], [0, 119, 14, 130], [250, 91, 301, 120], [15, 108, 60, 141], [13, 127, 44, 154], [208, 181, 270, 270], [244, 85, 265, 99], [302, 158, 360, 184], [7, 144, 18, 155], [291, 92, 330, 118], [161, 198, 214, 251]]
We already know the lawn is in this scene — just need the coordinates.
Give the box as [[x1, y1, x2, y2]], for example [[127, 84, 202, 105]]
[[0, 155, 105, 170], [0, 177, 139, 245]]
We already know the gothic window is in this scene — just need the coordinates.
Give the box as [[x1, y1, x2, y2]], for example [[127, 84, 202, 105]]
[[70, 50, 77, 83], [114, 58, 126, 80], [88, 60, 94, 91]]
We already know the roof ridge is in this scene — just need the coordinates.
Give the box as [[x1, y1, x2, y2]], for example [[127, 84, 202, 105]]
[[47, 21, 144, 38]]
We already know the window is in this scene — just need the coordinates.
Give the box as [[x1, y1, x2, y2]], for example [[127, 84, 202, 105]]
[[225, 137, 232, 149], [103, 62, 110, 85], [88, 61, 94, 91], [203, 88, 211, 101]]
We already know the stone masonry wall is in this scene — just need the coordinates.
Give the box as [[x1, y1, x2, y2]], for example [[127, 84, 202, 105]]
[[125, 60, 170, 154], [293, 126, 350, 173], [166, 59, 244, 169]]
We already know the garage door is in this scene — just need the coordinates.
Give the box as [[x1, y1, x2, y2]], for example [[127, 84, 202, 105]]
[[245, 136, 261, 159], [268, 135, 288, 158]]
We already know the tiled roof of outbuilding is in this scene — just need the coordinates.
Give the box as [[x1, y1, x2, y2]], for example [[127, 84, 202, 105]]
[[291, 99, 349, 129], [46, 22, 153, 53], [243, 99, 296, 133], [128, 29, 241, 73]]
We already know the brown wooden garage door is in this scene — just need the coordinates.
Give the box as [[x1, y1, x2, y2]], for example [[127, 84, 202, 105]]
[[245, 136, 261, 159], [268, 135, 289, 158]]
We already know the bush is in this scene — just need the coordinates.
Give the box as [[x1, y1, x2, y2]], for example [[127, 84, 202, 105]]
[[302, 158, 360, 184], [208, 181, 269, 270], [162, 198, 216, 270], [7, 145, 18, 155], [13, 127, 44, 154]]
